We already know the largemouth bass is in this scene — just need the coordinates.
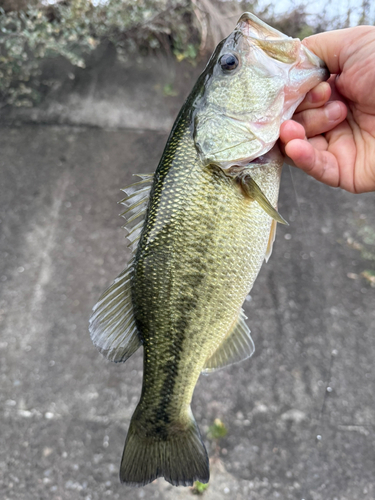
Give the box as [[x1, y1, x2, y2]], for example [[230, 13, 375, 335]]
[[89, 13, 328, 487]]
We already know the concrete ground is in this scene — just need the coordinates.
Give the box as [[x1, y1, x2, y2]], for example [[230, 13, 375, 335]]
[[0, 122, 374, 500]]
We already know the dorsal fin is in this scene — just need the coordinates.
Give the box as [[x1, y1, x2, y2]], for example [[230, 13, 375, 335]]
[[89, 174, 154, 362], [119, 173, 154, 253], [202, 309, 255, 373], [89, 261, 142, 362]]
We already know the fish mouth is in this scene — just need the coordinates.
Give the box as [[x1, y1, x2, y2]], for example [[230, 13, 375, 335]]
[[236, 12, 289, 41], [319, 66, 330, 82], [299, 45, 330, 82], [236, 12, 330, 84], [302, 45, 329, 73]]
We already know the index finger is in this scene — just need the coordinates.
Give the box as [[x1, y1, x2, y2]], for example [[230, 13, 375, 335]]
[[296, 81, 331, 112]]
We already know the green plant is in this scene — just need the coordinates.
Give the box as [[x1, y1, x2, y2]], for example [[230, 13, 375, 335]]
[[0, 1, 98, 106], [208, 418, 228, 440], [361, 270, 375, 287], [192, 480, 209, 494], [163, 82, 178, 96], [0, 0, 200, 106], [207, 417, 228, 461]]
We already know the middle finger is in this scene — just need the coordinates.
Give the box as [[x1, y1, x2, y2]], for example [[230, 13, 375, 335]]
[[293, 101, 347, 138]]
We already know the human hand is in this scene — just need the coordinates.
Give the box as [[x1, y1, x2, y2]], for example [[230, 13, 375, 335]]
[[279, 26, 375, 193]]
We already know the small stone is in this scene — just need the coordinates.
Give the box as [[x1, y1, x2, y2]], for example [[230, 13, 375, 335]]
[[18, 410, 32, 418]]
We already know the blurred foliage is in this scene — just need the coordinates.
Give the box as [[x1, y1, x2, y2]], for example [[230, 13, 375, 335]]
[[344, 215, 375, 289], [207, 417, 228, 440], [192, 480, 209, 494], [162, 82, 178, 96], [0, 0, 373, 107], [260, 4, 316, 40], [190, 419, 228, 494], [0, 0, 203, 106], [361, 270, 375, 287], [0, 1, 99, 106]]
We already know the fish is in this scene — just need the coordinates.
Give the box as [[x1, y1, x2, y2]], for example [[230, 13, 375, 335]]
[[89, 12, 328, 488]]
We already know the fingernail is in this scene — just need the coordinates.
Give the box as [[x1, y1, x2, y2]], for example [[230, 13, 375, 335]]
[[325, 102, 342, 121]]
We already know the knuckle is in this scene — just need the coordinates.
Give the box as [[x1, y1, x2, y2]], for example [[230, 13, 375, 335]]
[[296, 109, 326, 137]]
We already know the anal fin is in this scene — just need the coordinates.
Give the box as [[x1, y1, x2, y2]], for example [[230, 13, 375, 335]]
[[202, 309, 255, 373]]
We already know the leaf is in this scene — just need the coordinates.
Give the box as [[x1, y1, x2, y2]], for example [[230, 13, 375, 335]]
[[192, 481, 209, 494]]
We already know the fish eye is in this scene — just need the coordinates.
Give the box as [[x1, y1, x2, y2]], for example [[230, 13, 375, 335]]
[[219, 53, 239, 72]]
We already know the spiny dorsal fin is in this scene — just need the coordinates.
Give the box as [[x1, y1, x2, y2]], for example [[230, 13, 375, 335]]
[[118, 173, 154, 253], [89, 261, 142, 362], [89, 174, 154, 362], [265, 218, 277, 263], [202, 309, 255, 373]]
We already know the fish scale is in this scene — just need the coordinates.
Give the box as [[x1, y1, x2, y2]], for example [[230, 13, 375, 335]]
[[89, 12, 329, 488]]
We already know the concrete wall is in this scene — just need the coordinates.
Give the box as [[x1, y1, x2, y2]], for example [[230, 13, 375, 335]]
[[0, 44, 204, 131]]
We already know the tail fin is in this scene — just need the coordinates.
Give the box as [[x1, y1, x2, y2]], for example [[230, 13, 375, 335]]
[[120, 411, 209, 487]]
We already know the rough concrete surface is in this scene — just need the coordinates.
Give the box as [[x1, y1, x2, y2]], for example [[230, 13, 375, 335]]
[[0, 119, 374, 500], [0, 47, 203, 132]]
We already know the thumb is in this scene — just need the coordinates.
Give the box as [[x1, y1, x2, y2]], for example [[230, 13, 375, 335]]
[[302, 26, 374, 74]]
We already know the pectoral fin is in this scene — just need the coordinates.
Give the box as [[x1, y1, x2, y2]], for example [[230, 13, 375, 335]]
[[202, 309, 255, 373], [265, 219, 277, 262], [240, 175, 288, 225]]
